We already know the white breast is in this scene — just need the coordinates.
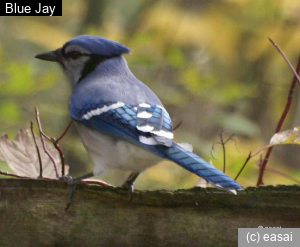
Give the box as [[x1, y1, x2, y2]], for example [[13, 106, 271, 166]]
[[75, 123, 161, 175]]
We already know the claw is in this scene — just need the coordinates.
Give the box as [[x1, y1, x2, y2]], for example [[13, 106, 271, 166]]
[[59, 176, 78, 210], [129, 184, 134, 202], [122, 182, 134, 201], [121, 172, 139, 202], [66, 182, 77, 210]]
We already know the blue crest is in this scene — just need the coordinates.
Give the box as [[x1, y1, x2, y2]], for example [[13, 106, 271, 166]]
[[63, 35, 130, 57]]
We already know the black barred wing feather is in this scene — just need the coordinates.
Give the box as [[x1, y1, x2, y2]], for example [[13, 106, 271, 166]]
[[136, 103, 173, 147]]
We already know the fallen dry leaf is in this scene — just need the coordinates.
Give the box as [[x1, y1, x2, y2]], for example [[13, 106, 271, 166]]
[[0, 129, 68, 178]]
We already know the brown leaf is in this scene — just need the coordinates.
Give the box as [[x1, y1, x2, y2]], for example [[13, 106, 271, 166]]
[[0, 129, 68, 178]]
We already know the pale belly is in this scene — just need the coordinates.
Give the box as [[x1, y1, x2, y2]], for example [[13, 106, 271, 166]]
[[75, 123, 161, 175]]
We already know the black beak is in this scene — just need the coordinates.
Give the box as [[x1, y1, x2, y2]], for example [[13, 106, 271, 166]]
[[35, 48, 62, 62]]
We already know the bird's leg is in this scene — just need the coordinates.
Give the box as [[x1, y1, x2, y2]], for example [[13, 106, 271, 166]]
[[60, 172, 94, 210], [121, 172, 140, 201]]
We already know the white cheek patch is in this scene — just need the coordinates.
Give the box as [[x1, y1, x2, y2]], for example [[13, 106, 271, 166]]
[[82, 102, 125, 120], [63, 55, 92, 86]]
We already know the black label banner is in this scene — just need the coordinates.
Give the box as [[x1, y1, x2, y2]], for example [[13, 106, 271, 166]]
[[1, 1, 62, 16]]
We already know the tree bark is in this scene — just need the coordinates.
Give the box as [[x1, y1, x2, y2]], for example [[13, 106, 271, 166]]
[[0, 179, 299, 246]]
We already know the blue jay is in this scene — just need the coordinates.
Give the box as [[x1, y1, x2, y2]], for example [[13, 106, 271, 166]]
[[35, 35, 242, 205]]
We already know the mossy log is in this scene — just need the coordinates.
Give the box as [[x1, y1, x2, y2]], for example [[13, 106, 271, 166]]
[[0, 179, 299, 246]]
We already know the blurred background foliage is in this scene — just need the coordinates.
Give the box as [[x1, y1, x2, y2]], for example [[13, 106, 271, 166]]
[[0, 0, 300, 189]]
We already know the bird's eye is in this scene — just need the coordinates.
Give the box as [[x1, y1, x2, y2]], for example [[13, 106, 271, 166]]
[[67, 51, 82, 60]]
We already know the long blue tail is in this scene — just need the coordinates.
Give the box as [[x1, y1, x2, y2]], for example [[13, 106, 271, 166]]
[[158, 142, 243, 192]]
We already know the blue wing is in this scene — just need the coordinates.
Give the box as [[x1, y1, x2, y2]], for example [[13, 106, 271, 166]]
[[70, 102, 173, 157]]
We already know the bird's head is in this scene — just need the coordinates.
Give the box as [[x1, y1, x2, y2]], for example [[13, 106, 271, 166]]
[[35, 35, 130, 86]]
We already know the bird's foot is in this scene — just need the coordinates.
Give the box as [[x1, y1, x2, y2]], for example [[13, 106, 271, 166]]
[[59, 176, 79, 210], [59, 172, 94, 210], [121, 182, 134, 201], [121, 172, 139, 201]]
